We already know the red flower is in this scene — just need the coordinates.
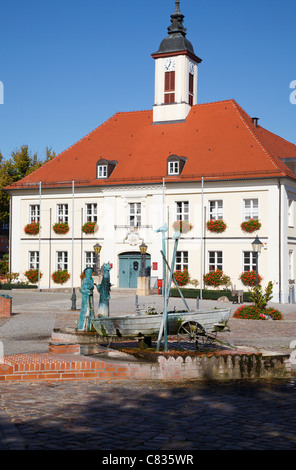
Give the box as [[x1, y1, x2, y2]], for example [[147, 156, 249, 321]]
[[24, 222, 40, 235], [206, 220, 227, 233], [53, 223, 70, 235]]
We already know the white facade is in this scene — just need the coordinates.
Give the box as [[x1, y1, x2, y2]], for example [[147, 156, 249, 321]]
[[9, 176, 296, 302]]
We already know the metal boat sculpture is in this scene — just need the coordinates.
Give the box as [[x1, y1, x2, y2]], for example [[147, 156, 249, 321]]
[[91, 307, 231, 339]]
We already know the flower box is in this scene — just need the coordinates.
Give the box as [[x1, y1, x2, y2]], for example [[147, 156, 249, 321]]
[[203, 269, 224, 288], [206, 219, 227, 233], [25, 269, 42, 284], [239, 270, 262, 287], [82, 222, 97, 234], [172, 220, 193, 233], [51, 270, 70, 284], [173, 269, 190, 287], [241, 219, 261, 233], [24, 222, 40, 235], [53, 222, 70, 235]]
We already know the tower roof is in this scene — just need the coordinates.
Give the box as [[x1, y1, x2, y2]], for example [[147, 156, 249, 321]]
[[152, 0, 202, 62]]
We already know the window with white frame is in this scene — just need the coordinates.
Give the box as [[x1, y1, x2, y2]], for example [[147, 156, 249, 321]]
[[56, 251, 68, 271], [168, 161, 179, 175], [176, 201, 189, 221], [57, 204, 68, 223], [129, 203, 141, 227], [243, 198, 259, 221], [85, 203, 97, 222], [29, 251, 39, 270], [97, 164, 107, 178], [85, 251, 96, 270], [29, 204, 40, 223], [208, 251, 223, 271], [243, 252, 257, 272], [288, 200, 294, 227], [209, 200, 223, 220], [176, 251, 188, 271]]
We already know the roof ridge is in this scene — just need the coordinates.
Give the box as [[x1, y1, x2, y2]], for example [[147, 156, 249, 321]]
[[231, 100, 286, 177]]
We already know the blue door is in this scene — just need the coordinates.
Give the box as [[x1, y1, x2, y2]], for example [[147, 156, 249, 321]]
[[119, 253, 151, 288]]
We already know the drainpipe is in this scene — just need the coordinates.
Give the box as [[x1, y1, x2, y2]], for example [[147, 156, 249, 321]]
[[278, 178, 282, 303]]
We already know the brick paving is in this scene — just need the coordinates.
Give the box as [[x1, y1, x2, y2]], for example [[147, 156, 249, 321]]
[[1, 289, 296, 451]]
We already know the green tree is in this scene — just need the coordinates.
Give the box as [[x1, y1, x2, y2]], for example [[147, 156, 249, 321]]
[[0, 145, 56, 224]]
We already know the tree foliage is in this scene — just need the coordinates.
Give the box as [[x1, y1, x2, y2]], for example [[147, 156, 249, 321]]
[[0, 145, 56, 224]]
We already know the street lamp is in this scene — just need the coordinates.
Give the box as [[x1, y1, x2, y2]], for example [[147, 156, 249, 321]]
[[252, 235, 263, 285], [93, 242, 102, 276], [139, 242, 148, 277]]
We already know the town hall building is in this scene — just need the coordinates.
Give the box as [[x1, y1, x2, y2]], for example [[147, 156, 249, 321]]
[[6, 1, 296, 303]]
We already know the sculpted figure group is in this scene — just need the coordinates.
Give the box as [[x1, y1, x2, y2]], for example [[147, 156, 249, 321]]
[[77, 262, 112, 332]]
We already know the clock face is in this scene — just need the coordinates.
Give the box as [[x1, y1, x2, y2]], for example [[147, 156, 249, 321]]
[[164, 58, 176, 72], [189, 61, 195, 75]]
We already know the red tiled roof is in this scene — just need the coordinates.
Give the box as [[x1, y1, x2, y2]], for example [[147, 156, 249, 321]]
[[6, 99, 296, 190]]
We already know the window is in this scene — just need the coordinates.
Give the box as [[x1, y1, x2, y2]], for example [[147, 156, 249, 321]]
[[85, 203, 97, 222], [208, 251, 223, 271], [168, 161, 179, 175], [189, 72, 194, 106], [209, 200, 223, 220], [29, 251, 39, 270], [176, 251, 188, 271], [243, 198, 259, 221], [56, 251, 68, 271], [164, 71, 175, 104], [129, 203, 141, 227], [288, 200, 294, 227], [243, 252, 257, 272], [57, 204, 68, 223], [176, 201, 189, 221], [85, 251, 96, 270], [29, 204, 40, 223], [97, 165, 107, 178]]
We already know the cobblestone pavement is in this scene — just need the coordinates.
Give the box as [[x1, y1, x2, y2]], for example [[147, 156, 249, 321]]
[[1, 378, 296, 450], [1, 290, 296, 452]]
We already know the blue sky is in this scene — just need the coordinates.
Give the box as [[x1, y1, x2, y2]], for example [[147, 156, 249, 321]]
[[0, 0, 295, 161]]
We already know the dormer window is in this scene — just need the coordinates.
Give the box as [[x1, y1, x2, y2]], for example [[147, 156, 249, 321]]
[[168, 160, 179, 175], [167, 155, 187, 176], [96, 159, 117, 179], [97, 164, 107, 178]]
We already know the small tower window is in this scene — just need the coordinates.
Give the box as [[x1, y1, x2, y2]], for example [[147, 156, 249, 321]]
[[164, 71, 175, 104], [189, 72, 194, 106]]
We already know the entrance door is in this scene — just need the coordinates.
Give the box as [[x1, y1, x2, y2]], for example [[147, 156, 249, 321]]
[[119, 252, 151, 288]]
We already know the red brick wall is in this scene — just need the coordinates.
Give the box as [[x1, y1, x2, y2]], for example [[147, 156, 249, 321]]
[[0, 296, 12, 317]]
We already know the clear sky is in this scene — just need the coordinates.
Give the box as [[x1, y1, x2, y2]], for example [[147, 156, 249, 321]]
[[0, 0, 295, 161]]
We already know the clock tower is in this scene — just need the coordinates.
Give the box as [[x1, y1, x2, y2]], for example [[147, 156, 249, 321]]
[[152, 0, 202, 124]]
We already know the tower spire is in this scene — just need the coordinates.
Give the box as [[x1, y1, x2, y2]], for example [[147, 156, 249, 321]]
[[168, 0, 186, 37]]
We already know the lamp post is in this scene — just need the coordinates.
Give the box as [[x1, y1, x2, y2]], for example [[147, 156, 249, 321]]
[[252, 235, 263, 285], [139, 242, 148, 277], [93, 242, 102, 276]]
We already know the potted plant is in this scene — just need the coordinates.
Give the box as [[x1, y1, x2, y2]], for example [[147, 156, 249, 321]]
[[25, 269, 42, 284], [241, 219, 261, 233], [239, 270, 262, 287], [206, 219, 227, 233], [53, 222, 70, 235], [173, 269, 190, 287], [51, 270, 70, 284], [82, 221, 97, 234], [24, 222, 40, 235], [203, 269, 224, 288], [172, 220, 193, 233]]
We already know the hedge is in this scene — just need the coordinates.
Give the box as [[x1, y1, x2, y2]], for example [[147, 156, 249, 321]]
[[0, 284, 38, 290], [170, 287, 253, 302]]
